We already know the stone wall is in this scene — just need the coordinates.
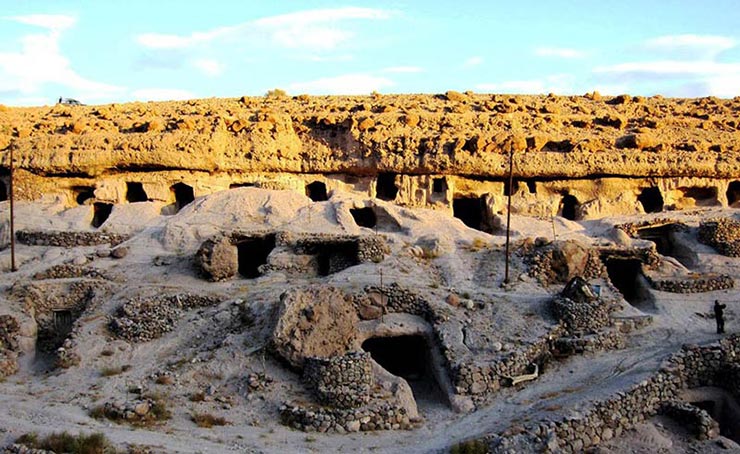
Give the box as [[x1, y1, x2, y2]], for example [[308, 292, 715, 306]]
[[303, 352, 374, 408], [33, 264, 112, 281], [279, 400, 414, 433], [0, 314, 20, 378], [615, 219, 683, 237], [16, 230, 129, 247], [484, 334, 740, 453], [109, 293, 222, 343], [698, 218, 740, 257], [649, 274, 734, 293], [551, 297, 613, 333], [658, 400, 720, 440], [523, 240, 605, 285]]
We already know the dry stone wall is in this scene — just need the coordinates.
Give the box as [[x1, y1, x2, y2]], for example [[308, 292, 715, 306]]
[[303, 352, 374, 409], [16, 230, 129, 247], [649, 274, 734, 293], [658, 400, 720, 440], [279, 400, 414, 433], [698, 218, 740, 257], [484, 334, 740, 454]]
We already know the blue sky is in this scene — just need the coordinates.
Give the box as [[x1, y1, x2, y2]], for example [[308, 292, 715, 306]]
[[1, 1, 739, 105]]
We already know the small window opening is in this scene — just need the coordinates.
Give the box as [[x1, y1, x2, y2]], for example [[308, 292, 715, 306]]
[[0, 181, 7, 202], [561, 194, 580, 221], [638, 187, 664, 213], [453, 197, 488, 231], [306, 181, 328, 202], [171, 182, 195, 212], [432, 178, 447, 194], [526, 180, 537, 194], [727, 181, 740, 207], [73, 186, 95, 205], [376, 173, 398, 201], [350, 207, 377, 228], [92, 202, 113, 228], [230, 182, 256, 189], [503, 179, 520, 197], [126, 182, 148, 203], [236, 235, 276, 278]]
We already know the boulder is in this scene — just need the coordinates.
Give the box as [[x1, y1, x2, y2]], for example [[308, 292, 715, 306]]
[[194, 235, 238, 281], [550, 240, 590, 281], [272, 286, 359, 369]]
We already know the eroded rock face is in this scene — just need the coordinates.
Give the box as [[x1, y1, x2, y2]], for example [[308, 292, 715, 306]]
[[195, 235, 238, 281], [272, 286, 359, 369]]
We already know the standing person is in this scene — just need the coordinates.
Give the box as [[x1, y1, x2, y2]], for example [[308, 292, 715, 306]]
[[714, 300, 726, 334]]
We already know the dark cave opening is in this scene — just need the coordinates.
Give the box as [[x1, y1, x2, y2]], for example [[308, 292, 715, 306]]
[[171, 182, 195, 212], [92, 202, 113, 228], [230, 182, 256, 189], [305, 181, 328, 202], [727, 181, 740, 207], [350, 207, 377, 228], [681, 187, 718, 206], [73, 186, 95, 205], [453, 197, 487, 231], [236, 235, 276, 278], [0, 181, 7, 202], [432, 177, 447, 194], [376, 173, 399, 201], [691, 397, 740, 443], [316, 241, 359, 276], [636, 224, 696, 268], [638, 187, 664, 213], [560, 194, 580, 221], [362, 335, 443, 404], [604, 258, 655, 311], [126, 182, 148, 203]]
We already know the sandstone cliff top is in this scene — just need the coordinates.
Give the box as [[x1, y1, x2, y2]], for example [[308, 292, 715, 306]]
[[1, 92, 739, 178]]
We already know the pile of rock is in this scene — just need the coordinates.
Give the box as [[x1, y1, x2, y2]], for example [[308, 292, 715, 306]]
[[16, 230, 129, 247], [551, 279, 613, 333], [0, 314, 20, 378], [649, 274, 734, 293], [33, 264, 111, 280], [109, 293, 221, 342], [94, 397, 162, 424], [659, 401, 720, 440], [698, 218, 740, 257], [279, 400, 413, 433], [4, 445, 56, 454], [303, 352, 374, 408], [525, 240, 604, 285]]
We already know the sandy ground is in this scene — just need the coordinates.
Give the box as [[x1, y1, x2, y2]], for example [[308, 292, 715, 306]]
[[0, 189, 739, 453]]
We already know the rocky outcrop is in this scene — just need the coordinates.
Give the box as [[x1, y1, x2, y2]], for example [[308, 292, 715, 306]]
[[271, 286, 359, 368]]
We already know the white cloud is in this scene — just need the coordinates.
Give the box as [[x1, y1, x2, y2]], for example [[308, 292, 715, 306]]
[[534, 47, 587, 59], [4, 14, 76, 31], [287, 73, 395, 95], [643, 34, 736, 59], [136, 7, 392, 51], [382, 66, 423, 73], [131, 88, 195, 101], [464, 56, 483, 67], [191, 58, 224, 76], [0, 15, 124, 103], [594, 60, 740, 77], [476, 74, 575, 95]]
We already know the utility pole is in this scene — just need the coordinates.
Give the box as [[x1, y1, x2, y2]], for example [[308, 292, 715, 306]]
[[9, 144, 16, 272], [503, 146, 514, 286]]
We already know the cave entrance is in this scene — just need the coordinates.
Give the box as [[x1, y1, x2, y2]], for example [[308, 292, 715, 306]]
[[683, 387, 740, 443], [636, 224, 697, 267], [126, 182, 148, 203], [316, 241, 359, 276], [560, 194, 580, 221], [305, 181, 328, 202], [638, 187, 664, 213], [453, 197, 489, 232], [236, 235, 276, 278], [362, 335, 444, 406], [92, 202, 113, 228], [681, 187, 718, 207], [171, 183, 195, 212], [350, 207, 377, 228], [0, 181, 7, 202], [73, 186, 95, 205], [604, 258, 656, 311], [432, 178, 447, 195], [727, 181, 740, 207], [376, 173, 398, 201], [36, 309, 77, 363]]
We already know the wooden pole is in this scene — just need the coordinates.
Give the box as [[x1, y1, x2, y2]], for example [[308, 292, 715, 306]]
[[504, 146, 513, 285], [9, 145, 16, 272]]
